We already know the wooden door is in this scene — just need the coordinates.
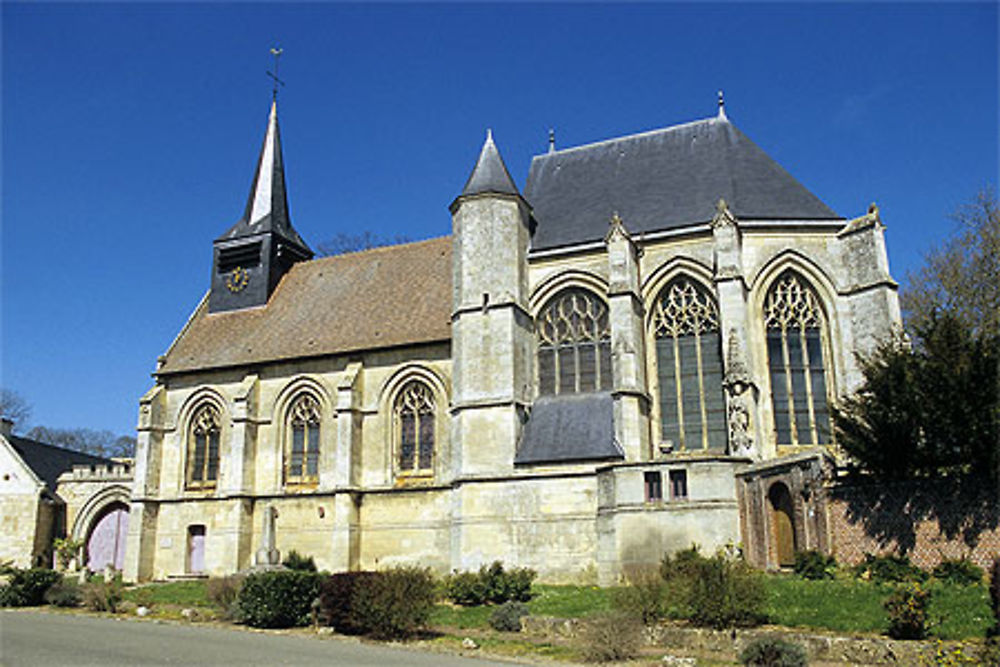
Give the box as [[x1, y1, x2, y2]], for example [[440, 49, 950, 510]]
[[187, 525, 206, 574], [768, 483, 797, 567], [86, 504, 129, 572]]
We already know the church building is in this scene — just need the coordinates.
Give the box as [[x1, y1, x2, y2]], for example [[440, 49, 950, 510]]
[[122, 95, 900, 583]]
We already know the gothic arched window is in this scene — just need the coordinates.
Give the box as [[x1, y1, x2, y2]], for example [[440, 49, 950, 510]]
[[396, 381, 435, 475], [652, 278, 726, 451], [537, 288, 612, 395], [764, 271, 832, 445], [286, 394, 321, 485], [187, 404, 221, 489]]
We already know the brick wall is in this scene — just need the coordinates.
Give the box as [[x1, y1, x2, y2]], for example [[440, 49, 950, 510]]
[[827, 477, 999, 570]]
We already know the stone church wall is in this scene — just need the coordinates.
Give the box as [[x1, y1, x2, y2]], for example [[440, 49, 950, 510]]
[[828, 478, 1000, 570]]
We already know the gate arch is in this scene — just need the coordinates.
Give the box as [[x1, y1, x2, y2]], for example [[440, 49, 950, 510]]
[[71, 485, 131, 572]]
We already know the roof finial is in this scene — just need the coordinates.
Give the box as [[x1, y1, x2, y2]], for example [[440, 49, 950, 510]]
[[548, 128, 555, 153], [486, 127, 493, 142], [717, 89, 728, 121], [267, 47, 285, 102]]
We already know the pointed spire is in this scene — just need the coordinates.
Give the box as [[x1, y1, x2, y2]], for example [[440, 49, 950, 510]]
[[460, 128, 520, 198], [717, 90, 728, 122], [218, 100, 311, 255], [548, 128, 556, 153]]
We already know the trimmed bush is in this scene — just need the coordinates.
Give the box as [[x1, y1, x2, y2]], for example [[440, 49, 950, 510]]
[[740, 637, 808, 666], [236, 570, 323, 628], [319, 568, 436, 638], [990, 558, 1000, 637], [580, 612, 643, 663], [282, 550, 317, 572], [82, 571, 124, 613], [853, 553, 927, 584], [0, 568, 62, 607], [884, 581, 931, 639], [44, 580, 82, 607], [444, 561, 536, 606], [794, 550, 837, 580], [932, 558, 983, 586], [206, 574, 244, 620], [489, 601, 529, 632]]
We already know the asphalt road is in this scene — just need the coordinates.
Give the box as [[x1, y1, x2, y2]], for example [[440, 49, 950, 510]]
[[0, 610, 518, 667]]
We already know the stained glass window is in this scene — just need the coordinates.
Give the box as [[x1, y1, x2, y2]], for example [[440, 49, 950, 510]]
[[537, 289, 612, 395], [397, 381, 435, 475], [287, 395, 321, 484], [188, 404, 221, 489]]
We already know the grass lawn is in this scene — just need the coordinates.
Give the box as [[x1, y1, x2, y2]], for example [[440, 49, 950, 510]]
[[123, 580, 215, 609], [430, 584, 615, 630]]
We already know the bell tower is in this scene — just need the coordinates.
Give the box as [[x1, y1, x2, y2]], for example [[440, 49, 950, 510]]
[[209, 100, 312, 312]]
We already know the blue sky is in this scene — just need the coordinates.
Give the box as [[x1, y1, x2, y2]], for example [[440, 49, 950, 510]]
[[2, 2, 997, 437]]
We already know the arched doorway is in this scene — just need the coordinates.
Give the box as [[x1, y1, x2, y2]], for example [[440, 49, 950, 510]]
[[86, 502, 129, 573], [768, 482, 797, 568]]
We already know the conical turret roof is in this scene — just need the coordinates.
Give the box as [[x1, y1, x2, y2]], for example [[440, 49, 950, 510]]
[[459, 129, 520, 198], [216, 101, 312, 255]]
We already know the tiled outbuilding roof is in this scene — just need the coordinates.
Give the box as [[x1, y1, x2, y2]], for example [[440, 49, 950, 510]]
[[159, 236, 453, 375], [8, 436, 113, 490], [525, 115, 841, 251]]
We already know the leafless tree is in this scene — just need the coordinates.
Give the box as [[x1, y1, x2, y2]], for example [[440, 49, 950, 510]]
[[0, 388, 32, 433]]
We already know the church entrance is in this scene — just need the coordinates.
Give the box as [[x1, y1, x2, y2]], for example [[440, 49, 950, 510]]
[[187, 525, 206, 574], [86, 503, 129, 573], [768, 482, 797, 567]]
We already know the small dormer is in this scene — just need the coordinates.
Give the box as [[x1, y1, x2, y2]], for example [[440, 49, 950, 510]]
[[209, 101, 312, 313]]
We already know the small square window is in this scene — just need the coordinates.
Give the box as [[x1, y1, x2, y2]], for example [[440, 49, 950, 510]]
[[644, 471, 663, 502], [669, 470, 688, 500]]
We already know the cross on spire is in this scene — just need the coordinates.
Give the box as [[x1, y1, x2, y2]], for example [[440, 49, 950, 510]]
[[267, 47, 285, 101]]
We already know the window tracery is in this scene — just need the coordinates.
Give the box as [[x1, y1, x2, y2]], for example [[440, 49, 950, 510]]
[[652, 278, 726, 450], [763, 271, 832, 445], [396, 381, 435, 474], [187, 404, 221, 489], [536, 288, 612, 395], [286, 394, 321, 484]]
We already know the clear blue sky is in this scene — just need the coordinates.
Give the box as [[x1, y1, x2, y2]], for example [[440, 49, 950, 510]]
[[2, 3, 997, 437]]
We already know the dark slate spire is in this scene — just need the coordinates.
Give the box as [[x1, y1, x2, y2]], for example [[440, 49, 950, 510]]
[[460, 129, 520, 197], [209, 100, 313, 313], [216, 101, 311, 254]]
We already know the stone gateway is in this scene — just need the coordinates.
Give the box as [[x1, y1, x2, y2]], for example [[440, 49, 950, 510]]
[[122, 98, 900, 583]]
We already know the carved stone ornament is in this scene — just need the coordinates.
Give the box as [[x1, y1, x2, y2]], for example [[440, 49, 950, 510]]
[[839, 201, 883, 236], [254, 505, 281, 568], [710, 198, 738, 230], [723, 329, 755, 455], [605, 212, 632, 244]]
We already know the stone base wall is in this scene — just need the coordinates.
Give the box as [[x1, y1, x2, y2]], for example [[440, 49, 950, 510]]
[[828, 478, 1000, 570]]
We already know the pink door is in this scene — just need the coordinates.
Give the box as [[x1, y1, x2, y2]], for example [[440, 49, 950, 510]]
[[187, 525, 206, 574], [86, 504, 129, 572]]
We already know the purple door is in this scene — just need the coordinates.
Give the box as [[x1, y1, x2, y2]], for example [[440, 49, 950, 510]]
[[86, 504, 129, 573], [187, 525, 206, 574]]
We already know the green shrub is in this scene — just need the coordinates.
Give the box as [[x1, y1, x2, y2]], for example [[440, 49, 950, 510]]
[[53, 538, 84, 570], [318, 568, 436, 638], [794, 550, 837, 580], [580, 611, 643, 662], [44, 580, 82, 607], [932, 558, 983, 586], [0, 568, 62, 607], [740, 636, 808, 666], [282, 550, 317, 572], [853, 553, 927, 584], [206, 574, 244, 620], [613, 570, 667, 625], [884, 581, 932, 639], [82, 571, 124, 613], [489, 600, 529, 632], [236, 570, 323, 628], [444, 561, 536, 606], [660, 545, 704, 582], [687, 553, 768, 629], [990, 558, 1000, 637]]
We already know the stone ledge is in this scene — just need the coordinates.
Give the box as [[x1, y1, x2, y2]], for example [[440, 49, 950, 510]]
[[521, 615, 987, 664]]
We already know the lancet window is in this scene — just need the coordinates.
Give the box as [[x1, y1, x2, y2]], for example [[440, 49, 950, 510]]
[[536, 288, 612, 395], [286, 394, 321, 485], [763, 271, 832, 445], [187, 404, 221, 489], [651, 278, 727, 451], [396, 381, 435, 475]]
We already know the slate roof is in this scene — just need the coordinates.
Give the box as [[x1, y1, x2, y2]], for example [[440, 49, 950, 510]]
[[216, 101, 312, 256], [515, 392, 623, 465], [160, 236, 453, 375], [459, 130, 520, 198], [524, 115, 842, 251], [7, 435, 113, 490]]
